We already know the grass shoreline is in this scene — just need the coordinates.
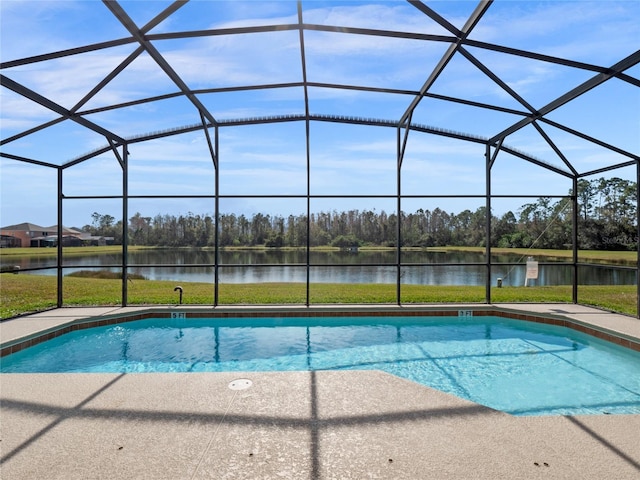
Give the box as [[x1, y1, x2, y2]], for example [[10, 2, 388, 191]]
[[2, 246, 636, 319], [1, 245, 637, 264]]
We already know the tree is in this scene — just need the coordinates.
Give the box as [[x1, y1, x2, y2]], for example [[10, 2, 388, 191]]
[[494, 211, 517, 247], [78, 176, 637, 249], [575, 179, 594, 221], [331, 234, 360, 249], [219, 214, 237, 247], [129, 212, 152, 245]]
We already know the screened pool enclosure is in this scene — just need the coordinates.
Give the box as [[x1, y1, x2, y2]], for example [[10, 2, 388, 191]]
[[1, 1, 639, 315]]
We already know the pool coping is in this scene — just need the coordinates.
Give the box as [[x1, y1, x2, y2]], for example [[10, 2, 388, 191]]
[[2, 303, 640, 357]]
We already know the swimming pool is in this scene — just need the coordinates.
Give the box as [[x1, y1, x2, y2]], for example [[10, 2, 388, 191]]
[[2, 315, 639, 416]]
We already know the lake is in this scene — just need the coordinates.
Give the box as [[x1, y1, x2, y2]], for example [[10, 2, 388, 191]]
[[3, 249, 636, 286]]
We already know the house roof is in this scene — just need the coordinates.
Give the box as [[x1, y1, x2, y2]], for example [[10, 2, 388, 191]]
[[44, 226, 82, 235], [0, 222, 47, 232], [1, 223, 81, 234]]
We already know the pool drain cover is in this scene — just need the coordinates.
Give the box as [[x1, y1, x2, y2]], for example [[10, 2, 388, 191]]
[[228, 379, 252, 390]]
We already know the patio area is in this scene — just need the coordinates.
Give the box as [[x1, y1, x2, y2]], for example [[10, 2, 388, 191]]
[[1, 304, 639, 479], [1, 369, 639, 479]]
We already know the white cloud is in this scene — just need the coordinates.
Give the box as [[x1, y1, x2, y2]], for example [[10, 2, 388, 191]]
[[302, 3, 448, 35], [472, 1, 639, 64], [0, 161, 58, 226]]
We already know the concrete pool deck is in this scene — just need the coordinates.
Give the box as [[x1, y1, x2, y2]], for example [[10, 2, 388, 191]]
[[1, 304, 640, 479]]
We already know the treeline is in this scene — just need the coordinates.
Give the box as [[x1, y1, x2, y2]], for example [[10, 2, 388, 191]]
[[82, 177, 637, 251]]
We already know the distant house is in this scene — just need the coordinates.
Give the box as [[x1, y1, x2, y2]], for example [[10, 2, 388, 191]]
[[29, 225, 82, 247], [0, 222, 54, 248], [0, 222, 113, 248]]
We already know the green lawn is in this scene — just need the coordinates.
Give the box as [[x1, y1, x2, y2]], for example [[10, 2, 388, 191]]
[[2, 246, 636, 319], [1, 274, 636, 319]]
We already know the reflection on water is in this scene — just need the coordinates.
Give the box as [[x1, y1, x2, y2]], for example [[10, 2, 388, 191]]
[[4, 249, 635, 286]]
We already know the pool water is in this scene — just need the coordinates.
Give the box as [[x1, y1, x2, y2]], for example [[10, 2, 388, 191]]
[[2, 316, 639, 416]]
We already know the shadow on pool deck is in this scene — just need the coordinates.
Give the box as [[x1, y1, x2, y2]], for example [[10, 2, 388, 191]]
[[2, 369, 640, 479], [2, 304, 640, 478]]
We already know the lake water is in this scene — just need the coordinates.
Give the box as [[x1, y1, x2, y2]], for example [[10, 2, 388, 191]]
[[3, 249, 635, 286]]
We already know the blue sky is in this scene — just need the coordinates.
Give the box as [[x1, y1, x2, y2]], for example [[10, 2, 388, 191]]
[[1, 0, 639, 229]]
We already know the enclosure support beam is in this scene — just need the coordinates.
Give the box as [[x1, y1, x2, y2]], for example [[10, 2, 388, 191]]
[[298, 1, 312, 307], [459, 47, 537, 115], [572, 177, 579, 305], [0, 74, 125, 145], [57, 168, 63, 308], [397, 113, 412, 169], [201, 113, 218, 170], [396, 127, 403, 306], [305, 119, 311, 307], [490, 50, 640, 146], [488, 138, 503, 170], [541, 118, 639, 163], [637, 163, 640, 318], [305, 124, 312, 306], [396, 116, 414, 305], [532, 121, 578, 177], [121, 145, 129, 306], [0, 152, 59, 169], [200, 113, 219, 305], [401, 0, 492, 126], [104, 1, 218, 128], [485, 144, 492, 304], [214, 126, 220, 307]]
